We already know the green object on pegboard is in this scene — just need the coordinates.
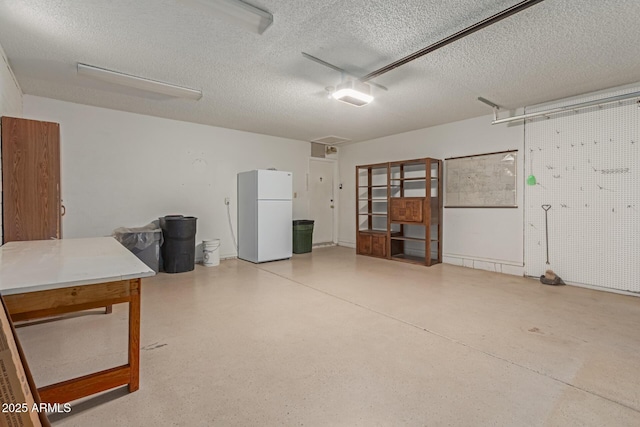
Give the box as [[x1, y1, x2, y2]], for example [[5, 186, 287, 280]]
[[526, 174, 537, 186]]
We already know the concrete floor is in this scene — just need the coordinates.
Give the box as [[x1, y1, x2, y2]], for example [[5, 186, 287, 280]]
[[15, 246, 640, 426]]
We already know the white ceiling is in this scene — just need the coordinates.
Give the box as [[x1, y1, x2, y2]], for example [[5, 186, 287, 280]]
[[1, 0, 639, 143]]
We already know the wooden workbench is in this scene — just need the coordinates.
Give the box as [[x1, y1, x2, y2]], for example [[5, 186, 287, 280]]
[[0, 237, 155, 404]]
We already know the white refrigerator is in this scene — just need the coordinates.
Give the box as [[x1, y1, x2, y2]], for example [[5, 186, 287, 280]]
[[237, 170, 293, 263]]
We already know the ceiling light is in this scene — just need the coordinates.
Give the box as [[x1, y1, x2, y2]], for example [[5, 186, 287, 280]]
[[331, 80, 373, 107], [77, 63, 202, 100], [181, 0, 273, 34]]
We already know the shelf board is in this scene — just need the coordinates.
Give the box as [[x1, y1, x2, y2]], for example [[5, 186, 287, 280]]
[[358, 229, 387, 235], [358, 185, 388, 188], [390, 177, 426, 181], [358, 198, 388, 201], [389, 177, 439, 181], [358, 213, 387, 216], [391, 254, 441, 265], [390, 236, 426, 242], [390, 220, 426, 225], [389, 196, 426, 199], [389, 159, 431, 166], [357, 162, 388, 169], [390, 254, 426, 265]]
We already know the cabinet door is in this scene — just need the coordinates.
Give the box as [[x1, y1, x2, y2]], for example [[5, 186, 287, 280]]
[[390, 198, 423, 222], [371, 235, 387, 258], [357, 233, 372, 255], [2, 117, 61, 243]]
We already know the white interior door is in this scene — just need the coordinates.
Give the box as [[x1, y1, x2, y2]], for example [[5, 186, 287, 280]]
[[309, 159, 335, 245]]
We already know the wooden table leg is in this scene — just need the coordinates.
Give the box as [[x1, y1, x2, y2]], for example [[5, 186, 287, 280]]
[[128, 278, 141, 392], [105, 305, 113, 314], [6, 278, 144, 403]]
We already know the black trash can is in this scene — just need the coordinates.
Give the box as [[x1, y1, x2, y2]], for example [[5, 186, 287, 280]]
[[292, 220, 314, 254], [160, 215, 197, 273]]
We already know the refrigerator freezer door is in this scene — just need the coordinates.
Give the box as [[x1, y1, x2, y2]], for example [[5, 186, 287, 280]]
[[257, 200, 292, 262], [257, 170, 292, 200]]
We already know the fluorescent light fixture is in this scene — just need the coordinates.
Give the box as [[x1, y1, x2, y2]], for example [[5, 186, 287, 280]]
[[77, 63, 202, 100], [331, 80, 374, 107], [181, 0, 273, 34]]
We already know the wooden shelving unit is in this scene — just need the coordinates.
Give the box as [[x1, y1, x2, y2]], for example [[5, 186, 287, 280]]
[[388, 158, 442, 266], [356, 163, 389, 258], [356, 158, 443, 266]]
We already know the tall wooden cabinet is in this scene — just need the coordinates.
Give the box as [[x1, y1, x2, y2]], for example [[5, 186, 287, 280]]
[[356, 158, 442, 266], [1, 116, 62, 243]]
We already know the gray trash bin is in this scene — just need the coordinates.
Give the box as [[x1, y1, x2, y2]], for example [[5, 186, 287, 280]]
[[113, 223, 163, 273]]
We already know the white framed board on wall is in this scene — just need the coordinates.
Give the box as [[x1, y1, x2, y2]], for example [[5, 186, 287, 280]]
[[445, 150, 518, 208]]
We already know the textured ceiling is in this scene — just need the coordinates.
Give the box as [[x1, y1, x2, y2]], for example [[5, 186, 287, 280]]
[[1, 0, 639, 143]]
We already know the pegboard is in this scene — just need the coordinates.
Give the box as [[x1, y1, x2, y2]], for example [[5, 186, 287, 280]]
[[523, 85, 640, 293]]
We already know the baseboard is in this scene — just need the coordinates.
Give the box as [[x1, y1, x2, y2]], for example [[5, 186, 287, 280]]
[[443, 254, 524, 276], [313, 242, 337, 248], [524, 275, 640, 297], [195, 254, 237, 263], [338, 240, 356, 249]]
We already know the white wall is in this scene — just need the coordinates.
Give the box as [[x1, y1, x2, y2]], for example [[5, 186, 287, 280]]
[[0, 41, 23, 243], [23, 95, 310, 259], [0, 44, 21, 117], [338, 115, 525, 274]]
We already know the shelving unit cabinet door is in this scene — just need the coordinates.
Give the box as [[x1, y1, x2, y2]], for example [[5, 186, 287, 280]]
[[390, 198, 424, 223], [1, 117, 61, 243], [357, 232, 387, 258], [371, 234, 387, 258], [357, 232, 372, 255]]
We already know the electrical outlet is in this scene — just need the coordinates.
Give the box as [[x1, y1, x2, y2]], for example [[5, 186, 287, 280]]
[[224, 197, 230, 205]]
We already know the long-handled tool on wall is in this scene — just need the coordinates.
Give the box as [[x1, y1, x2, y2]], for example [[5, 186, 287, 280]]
[[541, 204, 552, 264], [539, 203, 566, 285]]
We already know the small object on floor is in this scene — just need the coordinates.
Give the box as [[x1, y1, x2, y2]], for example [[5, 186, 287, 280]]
[[540, 269, 566, 286]]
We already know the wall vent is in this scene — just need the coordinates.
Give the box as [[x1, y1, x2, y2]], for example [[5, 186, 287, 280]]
[[310, 142, 325, 158]]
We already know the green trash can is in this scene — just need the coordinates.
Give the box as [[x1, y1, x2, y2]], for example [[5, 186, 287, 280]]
[[292, 220, 314, 254]]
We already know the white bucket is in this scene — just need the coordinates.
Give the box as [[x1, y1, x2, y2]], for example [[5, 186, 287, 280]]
[[203, 239, 220, 267]]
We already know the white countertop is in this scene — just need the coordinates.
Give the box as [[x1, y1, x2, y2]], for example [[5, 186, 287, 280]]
[[0, 237, 156, 295]]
